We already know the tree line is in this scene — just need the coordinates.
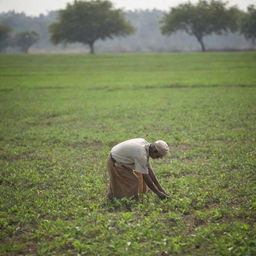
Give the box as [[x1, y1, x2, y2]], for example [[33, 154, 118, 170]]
[[0, 0, 255, 54]]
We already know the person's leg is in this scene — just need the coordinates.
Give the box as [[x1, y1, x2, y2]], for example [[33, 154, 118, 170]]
[[106, 155, 115, 199], [133, 172, 149, 194], [106, 157, 139, 199]]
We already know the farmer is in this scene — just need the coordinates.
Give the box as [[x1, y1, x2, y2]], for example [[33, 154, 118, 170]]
[[106, 138, 169, 200]]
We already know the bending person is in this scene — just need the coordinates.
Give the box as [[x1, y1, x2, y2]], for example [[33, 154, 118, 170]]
[[106, 138, 169, 200]]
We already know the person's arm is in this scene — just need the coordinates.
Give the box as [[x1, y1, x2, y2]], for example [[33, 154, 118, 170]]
[[142, 173, 167, 200], [148, 166, 168, 195]]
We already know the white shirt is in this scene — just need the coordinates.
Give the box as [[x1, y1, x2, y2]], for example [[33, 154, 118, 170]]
[[111, 138, 150, 174]]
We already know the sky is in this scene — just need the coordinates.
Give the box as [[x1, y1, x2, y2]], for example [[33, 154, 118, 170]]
[[0, 0, 255, 16]]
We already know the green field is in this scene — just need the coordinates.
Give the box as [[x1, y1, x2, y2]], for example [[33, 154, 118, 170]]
[[0, 52, 256, 255]]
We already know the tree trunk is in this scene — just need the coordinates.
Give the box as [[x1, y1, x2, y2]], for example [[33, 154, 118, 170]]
[[252, 38, 255, 49], [196, 36, 206, 52], [89, 42, 95, 54]]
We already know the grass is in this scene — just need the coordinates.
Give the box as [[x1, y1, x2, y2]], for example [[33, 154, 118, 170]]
[[0, 52, 256, 255]]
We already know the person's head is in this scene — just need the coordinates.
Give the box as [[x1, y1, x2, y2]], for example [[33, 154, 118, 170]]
[[149, 140, 169, 159]]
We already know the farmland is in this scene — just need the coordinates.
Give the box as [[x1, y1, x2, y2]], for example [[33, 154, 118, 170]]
[[0, 52, 256, 255]]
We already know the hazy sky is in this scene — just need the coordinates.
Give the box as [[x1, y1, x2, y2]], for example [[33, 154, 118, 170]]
[[0, 0, 255, 16]]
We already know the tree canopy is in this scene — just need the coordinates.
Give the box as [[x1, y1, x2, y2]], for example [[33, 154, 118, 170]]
[[49, 0, 135, 54], [160, 0, 240, 52], [13, 31, 39, 53], [240, 5, 256, 46], [0, 24, 12, 51]]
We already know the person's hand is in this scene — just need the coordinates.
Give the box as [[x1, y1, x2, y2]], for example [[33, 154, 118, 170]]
[[158, 191, 168, 200], [160, 189, 169, 196]]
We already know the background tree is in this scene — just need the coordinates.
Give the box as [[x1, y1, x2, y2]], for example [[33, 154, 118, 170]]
[[240, 5, 256, 47], [13, 31, 39, 53], [160, 0, 240, 52], [49, 0, 135, 54], [0, 24, 12, 52], [0, 9, 249, 53]]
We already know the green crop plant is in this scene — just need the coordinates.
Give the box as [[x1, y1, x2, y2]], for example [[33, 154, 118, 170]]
[[0, 52, 255, 255]]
